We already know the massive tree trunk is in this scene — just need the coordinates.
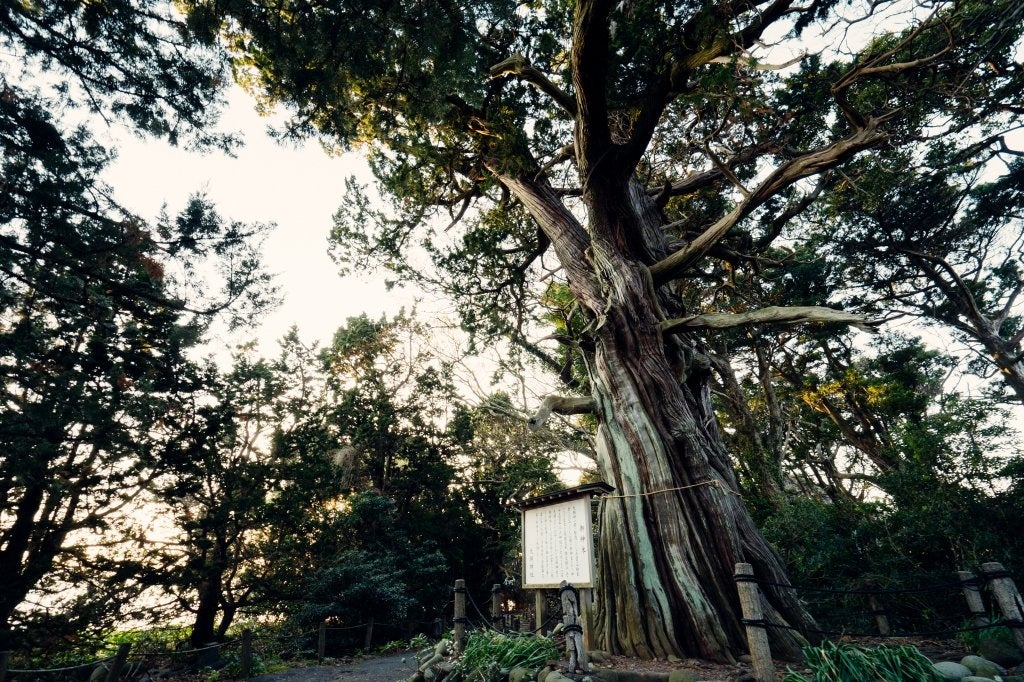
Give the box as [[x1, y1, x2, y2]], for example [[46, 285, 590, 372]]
[[502, 171, 815, 661]]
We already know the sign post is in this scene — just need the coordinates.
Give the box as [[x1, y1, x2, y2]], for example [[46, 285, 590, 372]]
[[519, 482, 613, 667]]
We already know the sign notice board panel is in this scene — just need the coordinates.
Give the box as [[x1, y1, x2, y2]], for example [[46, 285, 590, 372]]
[[522, 496, 594, 588]]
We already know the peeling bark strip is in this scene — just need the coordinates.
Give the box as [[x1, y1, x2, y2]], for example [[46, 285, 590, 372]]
[[661, 306, 879, 335]]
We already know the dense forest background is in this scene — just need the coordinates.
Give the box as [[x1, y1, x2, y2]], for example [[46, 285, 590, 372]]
[[2, 0, 1024, 666]]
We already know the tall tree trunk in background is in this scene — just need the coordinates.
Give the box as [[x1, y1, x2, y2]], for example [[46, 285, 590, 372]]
[[503, 173, 815, 661], [190, 532, 229, 647]]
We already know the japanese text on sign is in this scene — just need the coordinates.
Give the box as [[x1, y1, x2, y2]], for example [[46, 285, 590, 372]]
[[522, 496, 594, 588]]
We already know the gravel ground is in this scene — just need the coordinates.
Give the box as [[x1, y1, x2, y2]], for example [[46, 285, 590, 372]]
[[248, 652, 419, 682]]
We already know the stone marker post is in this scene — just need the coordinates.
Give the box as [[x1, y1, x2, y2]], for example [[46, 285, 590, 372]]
[[559, 581, 591, 673]]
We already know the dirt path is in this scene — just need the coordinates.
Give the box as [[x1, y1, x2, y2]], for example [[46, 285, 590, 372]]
[[249, 653, 418, 682]]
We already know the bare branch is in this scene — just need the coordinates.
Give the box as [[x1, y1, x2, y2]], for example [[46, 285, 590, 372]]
[[650, 125, 888, 284], [660, 305, 879, 335], [708, 52, 806, 71], [489, 54, 577, 117], [529, 395, 597, 431]]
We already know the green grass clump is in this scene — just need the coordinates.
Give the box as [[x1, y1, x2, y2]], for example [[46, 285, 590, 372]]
[[783, 640, 940, 682], [451, 631, 558, 682]]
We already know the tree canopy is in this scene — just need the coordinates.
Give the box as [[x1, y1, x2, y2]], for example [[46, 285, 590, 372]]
[[193, 0, 1024, 660], [3, 0, 1024, 666]]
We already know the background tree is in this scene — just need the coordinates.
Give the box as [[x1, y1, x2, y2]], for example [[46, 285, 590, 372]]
[[0, 0, 271, 650], [195, 0, 1024, 660], [455, 394, 564, 589], [816, 158, 1024, 403], [153, 350, 286, 647]]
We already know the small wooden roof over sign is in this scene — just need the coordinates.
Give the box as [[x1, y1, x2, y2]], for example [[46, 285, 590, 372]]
[[517, 481, 615, 510]]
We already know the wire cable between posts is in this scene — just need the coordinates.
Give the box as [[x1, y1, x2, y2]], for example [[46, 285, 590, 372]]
[[734, 568, 1023, 640], [733, 572, 982, 596], [740, 617, 1024, 640]]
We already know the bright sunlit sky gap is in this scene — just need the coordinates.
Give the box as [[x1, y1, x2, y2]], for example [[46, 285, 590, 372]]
[[99, 86, 425, 359]]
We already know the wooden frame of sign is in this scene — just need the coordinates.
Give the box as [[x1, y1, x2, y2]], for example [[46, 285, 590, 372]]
[[518, 481, 614, 650]]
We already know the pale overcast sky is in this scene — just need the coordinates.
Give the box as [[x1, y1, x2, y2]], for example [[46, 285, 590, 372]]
[[100, 86, 422, 358]]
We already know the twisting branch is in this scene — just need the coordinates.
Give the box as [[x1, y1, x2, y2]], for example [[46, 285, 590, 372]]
[[529, 395, 597, 431], [660, 306, 879, 335], [831, 12, 953, 129], [649, 125, 888, 284], [489, 54, 577, 117]]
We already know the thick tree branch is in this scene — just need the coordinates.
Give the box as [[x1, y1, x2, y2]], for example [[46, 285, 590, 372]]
[[650, 125, 888, 284], [489, 54, 577, 117], [660, 306, 879, 335], [572, 0, 613, 176], [623, 0, 797, 170], [528, 395, 597, 431], [495, 172, 601, 307]]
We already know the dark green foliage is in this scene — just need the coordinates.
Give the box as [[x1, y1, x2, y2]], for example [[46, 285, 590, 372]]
[[451, 631, 560, 682], [0, 0, 272, 649], [783, 640, 940, 682], [0, 89, 270, 648], [1, 0, 232, 148], [297, 492, 446, 632]]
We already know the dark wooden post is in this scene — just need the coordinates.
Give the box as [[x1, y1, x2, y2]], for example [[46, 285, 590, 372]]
[[454, 579, 467, 655], [105, 642, 131, 682], [364, 616, 375, 651], [0, 650, 9, 682], [982, 562, 1024, 650], [240, 629, 253, 679], [868, 593, 890, 636], [491, 584, 502, 631], [579, 588, 592, 652], [958, 570, 989, 627], [535, 591, 545, 632], [735, 563, 776, 682], [318, 622, 327, 661]]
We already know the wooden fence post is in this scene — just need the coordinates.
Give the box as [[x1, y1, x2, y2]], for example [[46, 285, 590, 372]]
[[868, 594, 890, 636], [454, 579, 467, 655], [104, 642, 131, 682], [958, 570, 989, 627], [240, 629, 253, 679], [318, 622, 327, 661], [535, 591, 545, 632], [982, 562, 1024, 651], [491, 584, 502, 630], [364, 616, 375, 651], [579, 588, 592, 652], [735, 563, 776, 682], [0, 650, 9, 682]]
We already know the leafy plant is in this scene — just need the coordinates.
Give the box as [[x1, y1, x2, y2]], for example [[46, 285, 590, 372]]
[[958, 618, 1019, 652], [783, 640, 939, 682], [379, 639, 409, 654], [451, 632, 559, 682]]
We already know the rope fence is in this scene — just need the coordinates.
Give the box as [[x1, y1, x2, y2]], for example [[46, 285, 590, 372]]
[[733, 560, 1024, 682], [0, 613, 442, 681]]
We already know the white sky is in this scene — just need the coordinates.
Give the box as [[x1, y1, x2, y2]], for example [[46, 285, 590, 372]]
[[99, 86, 423, 358]]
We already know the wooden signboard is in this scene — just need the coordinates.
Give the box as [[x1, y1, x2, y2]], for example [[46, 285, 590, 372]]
[[520, 482, 613, 589]]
